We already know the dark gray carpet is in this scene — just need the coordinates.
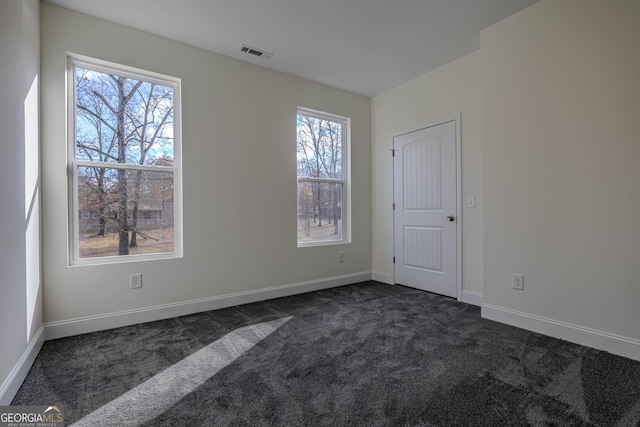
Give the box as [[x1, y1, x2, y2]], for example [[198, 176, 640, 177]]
[[12, 281, 640, 426]]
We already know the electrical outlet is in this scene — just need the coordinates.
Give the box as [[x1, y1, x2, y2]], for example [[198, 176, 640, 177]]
[[338, 251, 345, 262], [512, 274, 524, 290], [130, 273, 142, 289]]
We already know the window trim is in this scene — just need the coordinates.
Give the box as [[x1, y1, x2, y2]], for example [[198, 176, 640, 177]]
[[296, 107, 351, 247], [67, 53, 183, 266]]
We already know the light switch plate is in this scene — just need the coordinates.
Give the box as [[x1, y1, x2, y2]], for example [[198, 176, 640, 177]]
[[467, 195, 476, 208]]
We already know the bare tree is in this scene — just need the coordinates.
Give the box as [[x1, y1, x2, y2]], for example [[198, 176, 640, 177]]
[[296, 113, 343, 239], [128, 83, 173, 247], [326, 121, 342, 235], [298, 115, 327, 226], [76, 70, 118, 236], [76, 68, 142, 255]]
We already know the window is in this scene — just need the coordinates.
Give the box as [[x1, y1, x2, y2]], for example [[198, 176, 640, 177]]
[[68, 54, 182, 264], [296, 108, 350, 246]]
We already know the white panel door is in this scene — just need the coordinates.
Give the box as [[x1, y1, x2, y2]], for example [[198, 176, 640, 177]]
[[393, 121, 457, 297]]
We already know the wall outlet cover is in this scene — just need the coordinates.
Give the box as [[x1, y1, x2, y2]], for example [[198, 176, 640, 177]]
[[512, 274, 524, 290], [130, 273, 142, 289]]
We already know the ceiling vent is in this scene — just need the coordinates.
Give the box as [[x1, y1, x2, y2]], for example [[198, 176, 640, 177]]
[[239, 44, 273, 60]]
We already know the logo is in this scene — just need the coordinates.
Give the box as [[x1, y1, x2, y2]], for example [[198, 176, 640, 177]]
[[0, 406, 64, 427]]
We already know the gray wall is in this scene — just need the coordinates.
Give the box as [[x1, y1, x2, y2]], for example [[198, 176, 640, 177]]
[[481, 0, 640, 340], [0, 0, 42, 403], [41, 3, 371, 324]]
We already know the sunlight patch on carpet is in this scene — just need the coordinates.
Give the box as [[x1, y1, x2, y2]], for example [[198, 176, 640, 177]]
[[70, 316, 292, 426]]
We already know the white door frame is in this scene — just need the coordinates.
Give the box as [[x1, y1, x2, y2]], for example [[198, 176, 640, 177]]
[[391, 114, 462, 301]]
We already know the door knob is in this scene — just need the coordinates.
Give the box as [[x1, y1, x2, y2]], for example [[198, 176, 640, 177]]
[[447, 215, 455, 222]]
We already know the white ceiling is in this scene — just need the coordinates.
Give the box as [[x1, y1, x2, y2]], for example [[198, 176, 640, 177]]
[[45, 0, 539, 97]]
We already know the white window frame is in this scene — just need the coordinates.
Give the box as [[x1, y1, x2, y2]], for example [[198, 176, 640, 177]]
[[296, 107, 351, 247], [67, 53, 183, 265]]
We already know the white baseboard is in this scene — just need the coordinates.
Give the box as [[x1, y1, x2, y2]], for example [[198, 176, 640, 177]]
[[461, 290, 483, 306], [371, 271, 392, 284], [482, 304, 640, 362], [0, 325, 45, 405], [45, 271, 373, 340]]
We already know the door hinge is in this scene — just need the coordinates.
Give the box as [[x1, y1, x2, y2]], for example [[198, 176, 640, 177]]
[[393, 256, 396, 264], [391, 148, 395, 157], [392, 203, 395, 210]]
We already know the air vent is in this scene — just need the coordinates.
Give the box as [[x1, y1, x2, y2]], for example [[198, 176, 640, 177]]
[[239, 44, 273, 60]]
